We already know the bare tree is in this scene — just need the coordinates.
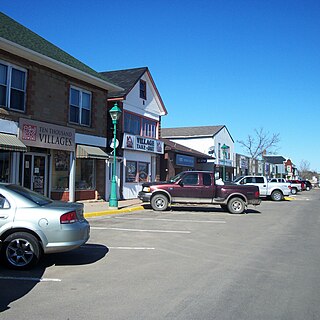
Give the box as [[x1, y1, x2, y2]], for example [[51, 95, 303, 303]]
[[237, 128, 280, 173], [299, 160, 313, 179]]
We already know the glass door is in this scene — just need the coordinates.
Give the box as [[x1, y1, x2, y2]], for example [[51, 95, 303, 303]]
[[23, 154, 47, 195]]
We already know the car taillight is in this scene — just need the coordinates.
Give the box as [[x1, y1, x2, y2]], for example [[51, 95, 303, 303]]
[[255, 191, 260, 198], [60, 211, 78, 224]]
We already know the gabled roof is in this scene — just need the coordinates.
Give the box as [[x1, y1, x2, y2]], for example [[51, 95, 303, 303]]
[[161, 138, 214, 158], [161, 125, 233, 142], [0, 13, 121, 92], [263, 155, 286, 164], [100, 67, 147, 98], [100, 67, 167, 115]]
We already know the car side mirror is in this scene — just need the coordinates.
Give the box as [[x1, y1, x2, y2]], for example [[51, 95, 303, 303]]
[[178, 180, 184, 187]]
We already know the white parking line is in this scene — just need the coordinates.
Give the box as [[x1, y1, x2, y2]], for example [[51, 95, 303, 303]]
[[91, 227, 190, 234], [114, 217, 226, 223], [0, 276, 61, 282]]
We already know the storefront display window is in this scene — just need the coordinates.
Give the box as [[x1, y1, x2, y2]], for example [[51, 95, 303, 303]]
[[52, 150, 70, 190], [0, 152, 10, 182], [125, 160, 149, 183], [76, 159, 95, 190]]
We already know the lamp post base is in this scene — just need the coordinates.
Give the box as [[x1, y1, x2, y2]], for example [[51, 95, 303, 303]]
[[109, 179, 118, 209]]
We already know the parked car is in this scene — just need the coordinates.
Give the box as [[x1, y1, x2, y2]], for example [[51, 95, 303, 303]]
[[301, 180, 312, 191], [0, 183, 90, 270], [233, 176, 291, 201], [283, 179, 302, 195], [138, 171, 261, 214], [289, 179, 306, 191]]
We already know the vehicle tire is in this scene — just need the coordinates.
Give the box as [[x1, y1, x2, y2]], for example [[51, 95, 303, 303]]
[[291, 187, 297, 195], [220, 204, 228, 211], [151, 194, 169, 211], [271, 190, 283, 201], [227, 197, 245, 214], [0, 232, 41, 270], [306, 186, 310, 191]]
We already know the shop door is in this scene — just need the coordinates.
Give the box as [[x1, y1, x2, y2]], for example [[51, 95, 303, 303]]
[[23, 154, 47, 195]]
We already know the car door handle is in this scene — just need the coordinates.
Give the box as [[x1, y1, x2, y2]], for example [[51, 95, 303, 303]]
[[0, 214, 9, 219]]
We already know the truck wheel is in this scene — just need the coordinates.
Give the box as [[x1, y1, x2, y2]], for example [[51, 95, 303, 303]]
[[227, 197, 245, 214], [0, 232, 41, 270], [151, 194, 169, 211], [271, 190, 283, 201], [291, 187, 297, 195]]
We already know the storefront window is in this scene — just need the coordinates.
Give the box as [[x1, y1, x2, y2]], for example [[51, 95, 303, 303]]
[[0, 152, 10, 182], [52, 150, 70, 191], [76, 159, 95, 190], [125, 160, 149, 183]]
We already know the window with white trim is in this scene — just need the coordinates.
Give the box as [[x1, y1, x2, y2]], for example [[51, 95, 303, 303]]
[[123, 111, 157, 138], [69, 86, 91, 126], [0, 61, 27, 112]]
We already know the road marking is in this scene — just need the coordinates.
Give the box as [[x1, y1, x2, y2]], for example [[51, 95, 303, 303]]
[[91, 226, 190, 234], [0, 276, 61, 282], [114, 217, 226, 223]]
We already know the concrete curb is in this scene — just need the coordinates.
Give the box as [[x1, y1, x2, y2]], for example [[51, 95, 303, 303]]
[[84, 205, 145, 218]]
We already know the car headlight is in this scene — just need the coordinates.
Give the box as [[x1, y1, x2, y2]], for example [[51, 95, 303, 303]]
[[142, 186, 151, 192]]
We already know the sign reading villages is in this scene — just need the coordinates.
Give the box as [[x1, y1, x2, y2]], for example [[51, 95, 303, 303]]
[[19, 118, 75, 152], [122, 133, 164, 154]]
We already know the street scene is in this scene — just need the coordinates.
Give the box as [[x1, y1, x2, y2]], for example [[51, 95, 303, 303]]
[[1, 189, 320, 319], [1, 2, 320, 319]]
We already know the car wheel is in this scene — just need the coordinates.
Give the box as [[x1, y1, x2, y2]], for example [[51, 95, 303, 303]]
[[227, 197, 245, 214], [271, 190, 283, 201], [306, 186, 310, 191], [151, 194, 169, 211], [0, 232, 41, 270], [291, 187, 297, 195]]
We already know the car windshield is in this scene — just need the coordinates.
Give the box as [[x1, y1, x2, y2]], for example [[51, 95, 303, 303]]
[[169, 172, 185, 183], [233, 176, 244, 183], [7, 184, 53, 206]]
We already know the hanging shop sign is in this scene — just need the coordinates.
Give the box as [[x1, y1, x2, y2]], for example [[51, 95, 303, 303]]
[[19, 118, 75, 152], [122, 133, 164, 154], [176, 154, 195, 167]]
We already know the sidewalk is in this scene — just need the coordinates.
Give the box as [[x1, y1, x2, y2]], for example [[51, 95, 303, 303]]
[[80, 198, 145, 218]]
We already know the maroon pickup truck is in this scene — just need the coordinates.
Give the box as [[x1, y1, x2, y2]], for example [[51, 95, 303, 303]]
[[138, 171, 261, 214]]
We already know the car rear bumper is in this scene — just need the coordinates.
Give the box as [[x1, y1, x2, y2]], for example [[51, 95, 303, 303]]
[[248, 198, 261, 206], [44, 221, 90, 254]]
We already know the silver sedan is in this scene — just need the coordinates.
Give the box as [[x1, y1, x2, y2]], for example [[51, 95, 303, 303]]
[[0, 183, 90, 270]]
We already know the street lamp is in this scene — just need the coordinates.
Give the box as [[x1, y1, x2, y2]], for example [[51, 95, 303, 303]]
[[109, 103, 122, 208], [221, 144, 229, 181]]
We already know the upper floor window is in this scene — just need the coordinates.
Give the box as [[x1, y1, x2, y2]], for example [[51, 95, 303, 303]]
[[0, 62, 27, 112], [139, 80, 146, 100], [124, 112, 157, 138], [69, 86, 91, 126]]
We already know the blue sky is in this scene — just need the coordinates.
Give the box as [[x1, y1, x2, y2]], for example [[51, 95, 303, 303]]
[[1, 0, 320, 171]]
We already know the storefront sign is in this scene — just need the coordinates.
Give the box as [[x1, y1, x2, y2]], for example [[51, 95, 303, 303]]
[[176, 154, 195, 167], [19, 119, 75, 151], [122, 133, 164, 154]]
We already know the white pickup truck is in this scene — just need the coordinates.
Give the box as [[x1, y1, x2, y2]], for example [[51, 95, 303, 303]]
[[233, 176, 291, 201], [269, 178, 301, 195]]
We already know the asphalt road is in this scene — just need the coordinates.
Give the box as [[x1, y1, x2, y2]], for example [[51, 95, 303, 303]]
[[1, 190, 320, 320]]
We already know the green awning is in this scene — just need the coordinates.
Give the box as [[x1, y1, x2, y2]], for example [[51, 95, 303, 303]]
[[0, 133, 27, 152], [76, 145, 109, 159]]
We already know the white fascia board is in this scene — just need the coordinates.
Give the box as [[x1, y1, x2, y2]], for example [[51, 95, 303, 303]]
[[0, 37, 123, 92], [75, 133, 107, 147]]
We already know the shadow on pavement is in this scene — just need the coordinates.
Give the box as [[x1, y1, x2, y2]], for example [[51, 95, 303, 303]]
[[0, 243, 108, 313], [143, 203, 261, 214]]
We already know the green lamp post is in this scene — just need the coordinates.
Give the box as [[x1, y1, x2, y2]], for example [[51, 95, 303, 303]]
[[221, 144, 229, 181], [109, 103, 122, 208]]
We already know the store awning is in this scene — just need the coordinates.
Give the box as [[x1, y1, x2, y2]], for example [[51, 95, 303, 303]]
[[0, 133, 27, 152], [76, 145, 109, 159]]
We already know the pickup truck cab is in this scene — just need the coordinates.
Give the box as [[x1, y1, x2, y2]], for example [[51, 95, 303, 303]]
[[138, 171, 261, 214], [233, 175, 291, 201]]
